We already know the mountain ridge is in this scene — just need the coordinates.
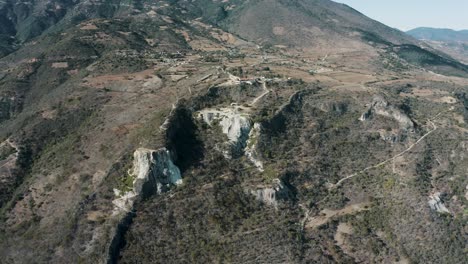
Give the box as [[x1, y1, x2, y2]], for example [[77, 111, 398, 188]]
[[0, 1, 467, 263], [407, 27, 468, 64], [407, 27, 468, 42]]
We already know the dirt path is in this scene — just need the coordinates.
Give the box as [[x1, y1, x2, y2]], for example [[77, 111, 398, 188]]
[[306, 203, 371, 229], [250, 80, 271, 105], [299, 112, 448, 236], [159, 101, 178, 131], [330, 117, 439, 189]]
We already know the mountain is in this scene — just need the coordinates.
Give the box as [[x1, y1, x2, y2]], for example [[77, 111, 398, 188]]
[[0, 1, 467, 263], [1, 0, 467, 75], [407, 27, 468, 63], [407, 27, 468, 42], [1, 0, 417, 55]]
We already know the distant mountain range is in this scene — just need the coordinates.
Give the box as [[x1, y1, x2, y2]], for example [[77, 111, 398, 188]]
[[407, 27, 468, 42], [407, 27, 468, 63], [1, 1, 468, 263]]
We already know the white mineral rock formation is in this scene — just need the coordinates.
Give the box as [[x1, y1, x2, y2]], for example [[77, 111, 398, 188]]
[[428, 192, 450, 214], [198, 107, 252, 157], [245, 123, 264, 171], [250, 179, 290, 207], [360, 95, 414, 130], [112, 148, 182, 215]]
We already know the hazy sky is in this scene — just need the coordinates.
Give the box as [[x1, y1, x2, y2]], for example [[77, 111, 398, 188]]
[[332, 1, 468, 31]]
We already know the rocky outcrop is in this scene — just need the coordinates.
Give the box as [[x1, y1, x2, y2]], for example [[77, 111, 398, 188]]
[[0, 139, 19, 207], [112, 148, 182, 214], [0, 93, 19, 123], [108, 148, 182, 263], [245, 123, 264, 171], [359, 108, 372, 122], [428, 192, 450, 214], [318, 101, 349, 114], [249, 179, 291, 207], [360, 95, 414, 130], [198, 107, 252, 158], [198, 107, 266, 170]]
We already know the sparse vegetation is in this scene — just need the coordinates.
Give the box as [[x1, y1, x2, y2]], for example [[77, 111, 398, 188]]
[[0, 0, 467, 263]]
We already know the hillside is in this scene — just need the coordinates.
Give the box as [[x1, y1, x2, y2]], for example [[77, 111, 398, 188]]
[[0, 1, 467, 263], [2, 0, 416, 56], [407, 27, 468, 64], [1, 0, 467, 76], [407, 27, 468, 42]]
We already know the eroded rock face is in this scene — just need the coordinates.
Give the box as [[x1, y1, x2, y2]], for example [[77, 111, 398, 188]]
[[318, 101, 348, 114], [198, 107, 252, 157], [245, 123, 264, 171], [249, 179, 290, 207], [428, 192, 450, 214], [133, 148, 182, 194], [0, 139, 19, 207], [112, 148, 182, 214], [360, 95, 414, 130], [0, 94, 19, 123]]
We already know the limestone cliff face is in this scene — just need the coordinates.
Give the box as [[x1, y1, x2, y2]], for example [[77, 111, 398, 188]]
[[360, 95, 414, 130], [198, 107, 252, 158], [0, 139, 18, 207], [428, 192, 450, 214], [245, 123, 264, 171], [112, 148, 182, 214], [107, 148, 182, 263], [133, 148, 182, 194]]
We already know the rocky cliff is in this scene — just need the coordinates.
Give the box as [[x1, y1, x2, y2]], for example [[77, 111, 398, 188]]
[[0, 0, 467, 263], [198, 107, 252, 158], [360, 95, 414, 131], [112, 148, 182, 215]]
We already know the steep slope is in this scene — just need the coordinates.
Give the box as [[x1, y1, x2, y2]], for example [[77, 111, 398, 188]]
[[0, 0, 138, 57], [222, 0, 415, 47], [0, 1, 467, 264], [212, 0, 468, 77], [166, 0, 417, 51], [1, 0, 467, 77]]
